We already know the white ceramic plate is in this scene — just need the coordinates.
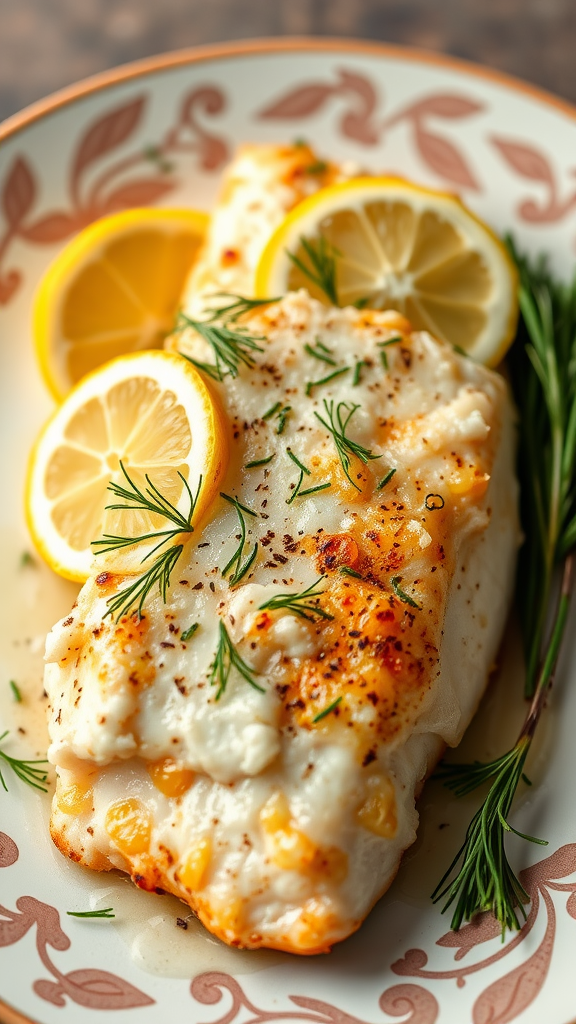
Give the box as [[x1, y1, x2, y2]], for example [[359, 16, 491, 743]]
[[1, 38, 576, 1024]]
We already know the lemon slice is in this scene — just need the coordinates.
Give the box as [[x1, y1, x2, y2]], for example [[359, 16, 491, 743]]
[[34, 207, 209, 400], [25, 350, 227, 582], [255, 177, 518, 367]]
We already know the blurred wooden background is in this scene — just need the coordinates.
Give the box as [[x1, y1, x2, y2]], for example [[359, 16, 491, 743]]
[[1, 0, 575, 123]]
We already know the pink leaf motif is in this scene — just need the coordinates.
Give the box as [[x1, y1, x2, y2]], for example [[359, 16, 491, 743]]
[[379, 984, 439, 1024], [17, 896, 70, 952], [472, 934, 553, 1024], [0, 832, 18, 868], [414, 124, 480, 190], [97, 177, 175, 216], [567, 891, 576, 919], [405, 95, 484, 120], [335, 69, 380, 144], [59, 968, 155, 1009], [520, 843, 576, 889], [258, 83, 337, 119], [391, 947, 429, 976], [490, 137, 555, 185], [21, 211, 80, 244], [436, 910, 503, 959], [71, 96, 146, 184], [33, 979, 66, 1007], [0, 269, 21, 305], [290, 993, 367, 1022], [0, 908, 34, 947], [2, 156, 35, 227]]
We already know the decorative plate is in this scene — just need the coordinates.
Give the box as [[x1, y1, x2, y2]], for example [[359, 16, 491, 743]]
[[1, 38, 576, 1024]]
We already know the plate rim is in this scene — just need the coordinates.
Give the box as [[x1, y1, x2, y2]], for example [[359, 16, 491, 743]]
[[1, 34, 576, 147], [2, 34, 576, 1024]]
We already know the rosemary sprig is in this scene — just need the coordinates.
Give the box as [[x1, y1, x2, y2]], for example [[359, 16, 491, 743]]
[[245, 454, 275, 469], [220, 493, 259, 586], [298, 482, 332, 498], [92, 463, 201, 621], [314, 400, 381, 490], [0, 731, 48, 793], [203, 293, 280, 323], [67, 908, 115, 919], [377, 468, 397, 491], [287, 235, 339, 305], [209, 620, 264, 700], [175, 310, 264, 382], [434, 245, 576, 935], [258, 578, 334, 622]]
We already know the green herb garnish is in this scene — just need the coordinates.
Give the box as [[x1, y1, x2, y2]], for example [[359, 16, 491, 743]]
[[305, 160, 328, 175], [339, 566, 362, 579], [304, 339, 337, 366], [287, 235, 339, 305], [67, 908, 115, 919], [298, 482, 332, 498], [390, 575, 421, 609], [181, 623, 199, 642], [220, 493, 259, 586], [245, 454, 275, 468], [258, 578, 334, 622], [314, 400, 381, 491], [20, 551, 35, 568], [0, 731, 48, 793], [305, 366, 350, 397], [286, 449, 311, 476], [92, 462, 201, 621], [262, 401, 292, 433], [175, 310, 264, 382], [352, 360, 365, 386], [313, 696, 342, 722], [203, 293, 280, 323], [377, 468, 397, 491], [209, 620, 264, 700], [9, 680, 22, 703], [378, 335, 403, 370]]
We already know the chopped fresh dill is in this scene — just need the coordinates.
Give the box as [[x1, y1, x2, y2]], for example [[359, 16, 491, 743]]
[[209, 620, 264, 700], [220, 493, 259, 586], [425, 493, 445, 510], [286, 471, 305, 504], [0, 731, 48, 793], [305, 366, 350, 396], [378, 335, 403, 370], [314, 399, 381, 490], [353, 296, 371, 309], [245, 454, 275, 469], [67, 908, 115, 919], [390, 575, 421, 609], [9, 680, 22, 703], [313, 696, 342, 723], [377, 468, 397, 491], [298, 481, 332, 498], [263, 401, 282, 420], [287, 235, 339, 305], [181, 623, 199, 642], [286, 449, 311, 476], [339, 566, 362, 579], [20, 551, 35, 568], [258, 578, 334, 622], [175, 310, 264, 382], [304, 339, 337, 366], [276, 406, 291, 434], [92, 462, 202, 621], [352, 360, 365, 386]]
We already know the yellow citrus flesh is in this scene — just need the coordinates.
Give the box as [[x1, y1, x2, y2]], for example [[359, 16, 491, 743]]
[[34, 207, 209, 400], [25, 350, 228, 582], [255, 177, 518, 367]]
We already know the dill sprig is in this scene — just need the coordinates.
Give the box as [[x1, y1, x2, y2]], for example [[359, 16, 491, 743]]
[[314, 399, 381, 490], [0, 731, 48, 793], [92, 462, 201, 621], [67, 908, 115, 919], [304, 339, 337, 365], [245, 454, 274, 469], [220, 493, 259, 586], [258, 578, 334, 622], [434, 245, 576, 935], [203, 293, 280, 323], [209, 620, 264, 700], [305, 366, 350, 396], [287, 235, 339, 305], [175, 310, 264, 382], [378, 335, 403, 370]]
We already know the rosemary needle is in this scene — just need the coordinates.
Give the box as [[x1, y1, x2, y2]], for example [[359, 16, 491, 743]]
[[313, 696, 342, 722], [67, 908, 115, 919]]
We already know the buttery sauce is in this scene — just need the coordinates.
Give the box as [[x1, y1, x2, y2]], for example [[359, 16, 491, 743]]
[[0, 529, 554, 973]]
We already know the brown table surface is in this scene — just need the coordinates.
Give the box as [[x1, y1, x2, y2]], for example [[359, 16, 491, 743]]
[[1, 0, 576, 124]]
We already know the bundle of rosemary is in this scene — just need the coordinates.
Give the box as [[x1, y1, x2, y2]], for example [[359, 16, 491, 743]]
[[433, 241, 576, 933]]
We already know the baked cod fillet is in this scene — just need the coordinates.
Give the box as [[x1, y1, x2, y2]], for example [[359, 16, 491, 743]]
[[44, 147, 519, 954]]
